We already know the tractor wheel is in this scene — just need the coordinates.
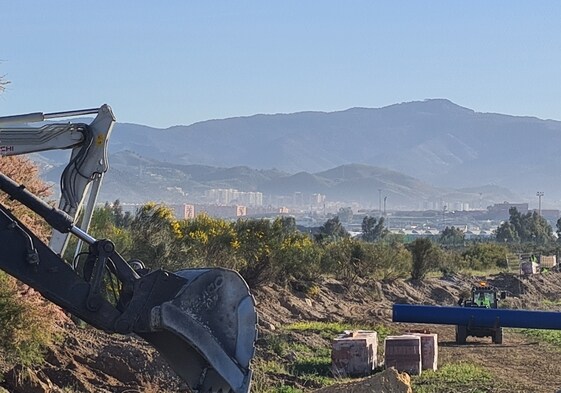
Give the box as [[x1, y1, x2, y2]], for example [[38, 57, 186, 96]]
[[455, 325, 467, 344], [493, 328, 503, 344]]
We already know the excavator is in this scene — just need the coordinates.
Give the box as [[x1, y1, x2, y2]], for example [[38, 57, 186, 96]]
[[0, 105, 257, 393]]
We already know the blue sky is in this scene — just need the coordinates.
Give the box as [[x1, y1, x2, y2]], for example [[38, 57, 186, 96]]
[[2, 1, 561, 128]]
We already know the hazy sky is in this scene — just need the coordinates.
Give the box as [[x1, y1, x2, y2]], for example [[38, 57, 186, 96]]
[[2, 1, 561, 128]]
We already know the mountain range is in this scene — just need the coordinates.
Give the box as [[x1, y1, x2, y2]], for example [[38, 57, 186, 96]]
[[36, 99, 561, 209]]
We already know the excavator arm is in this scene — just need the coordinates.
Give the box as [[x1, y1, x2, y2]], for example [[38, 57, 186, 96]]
[[0, 104, 115, 255], [0, 106, 257, 393]]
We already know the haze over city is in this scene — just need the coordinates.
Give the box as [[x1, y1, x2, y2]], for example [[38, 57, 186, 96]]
[[4, 2, 561, 223]]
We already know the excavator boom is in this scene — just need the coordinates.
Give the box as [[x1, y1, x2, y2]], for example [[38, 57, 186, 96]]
[[0, 106, 257, 393]]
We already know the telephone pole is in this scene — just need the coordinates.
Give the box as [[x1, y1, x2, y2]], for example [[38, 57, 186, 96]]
[[378, 189, 382, 217], [383, 196, 387, 217]]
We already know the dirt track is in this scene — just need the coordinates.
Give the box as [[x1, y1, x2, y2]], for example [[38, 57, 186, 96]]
[[257, 272, 561, 393], [3, 272, 561, 392], [406, 324, 561, 392]]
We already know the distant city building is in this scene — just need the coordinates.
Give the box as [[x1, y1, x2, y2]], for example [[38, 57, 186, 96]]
[[451, 202, 470, 211], [169, 204, 195, 219], [312, 193, 326, 205], [166, 203, 247, 219], [486, 202, 528, 220], [195, 204, 247, 219], [205, 188, 263, 206]]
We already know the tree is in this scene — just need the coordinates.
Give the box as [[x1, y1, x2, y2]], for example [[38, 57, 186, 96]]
[[89, 203, 133, 259], [495, 222, 519, 243], [110, 199, 133, 228], [315, 216, 349, 243], [462, 243, 509, 270], [0, 156, 52, 241], [496, 207, 554, 244], [320, 238, 369, 285], [439, 226, 465, 246], [408, 238, 440, 280], [361, 215, 388, 242]]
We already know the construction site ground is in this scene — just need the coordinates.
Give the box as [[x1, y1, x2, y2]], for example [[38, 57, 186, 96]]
[[2, 271, 561, 393]]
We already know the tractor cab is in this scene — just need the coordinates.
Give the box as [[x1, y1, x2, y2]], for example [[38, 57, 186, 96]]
[[459, 282, 505, 309]]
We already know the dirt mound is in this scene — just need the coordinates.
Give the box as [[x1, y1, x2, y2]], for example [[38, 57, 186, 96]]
[[254, 275, 473, 330], [3, 272, 561, 392], [2, 325, 186, 393], [255, 272, 561, 337], [314, 368, 412, 393], [490, 272, 561, 310]]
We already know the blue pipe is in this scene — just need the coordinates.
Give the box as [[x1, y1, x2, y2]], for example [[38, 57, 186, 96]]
[[392, 304, 561, 329]]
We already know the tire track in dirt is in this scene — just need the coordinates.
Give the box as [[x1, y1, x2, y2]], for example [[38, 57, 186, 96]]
[[420, 324, 561, 393]]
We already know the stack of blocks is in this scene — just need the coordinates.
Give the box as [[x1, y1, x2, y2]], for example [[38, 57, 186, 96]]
[[384, 333, 438, 375], [331, 330, 378, 377]]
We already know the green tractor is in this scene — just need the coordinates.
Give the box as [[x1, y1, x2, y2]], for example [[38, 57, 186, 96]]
[[455, 282, 507, 344]]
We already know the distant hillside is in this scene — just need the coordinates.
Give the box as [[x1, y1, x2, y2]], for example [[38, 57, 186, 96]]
[[36, 99, 561, 206], [40, 151, 520, 209], [94, 99, 561, 202]]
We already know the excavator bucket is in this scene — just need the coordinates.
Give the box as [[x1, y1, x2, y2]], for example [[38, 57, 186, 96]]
[[0, 106, 258, 393], [139, 268, 258, 393]]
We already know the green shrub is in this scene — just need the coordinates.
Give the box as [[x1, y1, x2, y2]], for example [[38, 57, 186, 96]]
[[409, 238, 440, 280], [236, 217, 323, 288], [462, 243, 509, 270], [0, 272, 59, 366], [369, 241, 411, 280], [437, 249, 467, 275]]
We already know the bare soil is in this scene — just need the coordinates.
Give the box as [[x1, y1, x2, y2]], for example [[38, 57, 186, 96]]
[[256, 272, 561, 393], [2, 272, 561, 392]]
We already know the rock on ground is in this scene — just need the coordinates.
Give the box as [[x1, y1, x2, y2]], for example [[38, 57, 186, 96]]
[[313, 368, 412, 393]]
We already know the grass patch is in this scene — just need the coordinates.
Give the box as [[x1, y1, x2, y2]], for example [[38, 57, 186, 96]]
[[284, 341, 332, 381], [258, 359, 290, 375], [266, 333, 292, 357], [291, 355, 331, 377], [273, 386, 303, 393], [520, 328, 561, 346], [458, 267, 505, 277], [413, 362, 493, 393], [541, 299, 561, 309]]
